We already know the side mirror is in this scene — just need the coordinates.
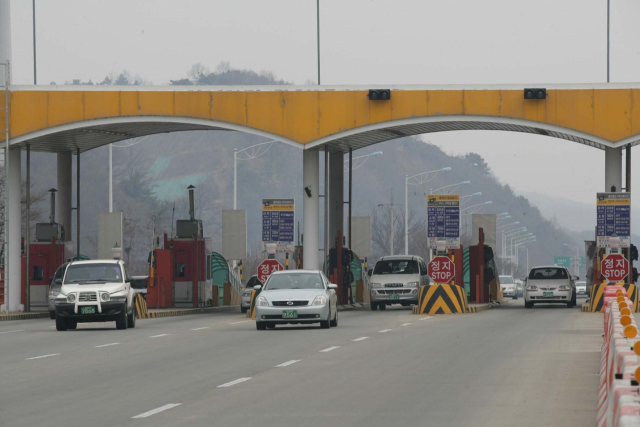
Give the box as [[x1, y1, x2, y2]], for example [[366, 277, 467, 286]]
[[253, 285, 262, 291], [367, 269, 373, 277], [328, 284, 338, 290], [54, 278, 62, 285]]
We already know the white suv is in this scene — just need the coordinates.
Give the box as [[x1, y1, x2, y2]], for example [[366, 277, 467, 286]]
[[54, 260, 136, 331], [523, 266, 577, 309]]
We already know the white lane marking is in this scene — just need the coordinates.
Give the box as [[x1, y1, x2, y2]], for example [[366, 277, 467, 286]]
[[319, 346, 340, 352], [131, 403, 182, 419], [401, 323, 412, 326], [26, 353, 60, 360], [191, 327, 210, 331], [49, 326, 55, 328], [149, 334, 169, 338], [94, 343, 120, 348], [0, 329, 24, 334], [419, 316, 432, 321], [379, 329, 392, 333], [229, 320, 251, 325], [352, 337, 369, 342], [217, 377, 252, 388], [276, 360, 301, 367]]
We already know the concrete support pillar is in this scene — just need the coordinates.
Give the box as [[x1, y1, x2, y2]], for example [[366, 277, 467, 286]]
[[303, 149, 320, 270], [0, 0, 11, 86], [605, 147, 623, 192], [6, 148, 22, 311], [57, 152, 72, 241], [328, 152, 344, 250]]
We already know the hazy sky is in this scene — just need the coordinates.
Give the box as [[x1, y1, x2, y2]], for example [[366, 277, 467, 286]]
[[7, 0, 640, 221]]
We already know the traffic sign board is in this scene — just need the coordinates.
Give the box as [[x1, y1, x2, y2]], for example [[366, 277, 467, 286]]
[[427, 256, 455, 283], [554, 256, 571, 268], [601, 254, 629, 282], [427, 195, 460, 249], [257, 259, 284, 284], [597, 192, 631, 248], [262, 199, 295, 252]]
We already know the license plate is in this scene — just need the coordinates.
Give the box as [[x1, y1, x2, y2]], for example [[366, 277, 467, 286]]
[[543, 292, 553, 298], [80, 306, 96, 315], [390, 294, 400, 300], [282, 310, 298, 319]]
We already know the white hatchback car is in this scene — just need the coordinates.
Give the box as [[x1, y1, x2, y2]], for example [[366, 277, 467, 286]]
[[523, 266, 577, 308], [499, 275, 518, 300]]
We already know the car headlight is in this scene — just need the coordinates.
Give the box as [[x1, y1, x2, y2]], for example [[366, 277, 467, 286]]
[[406, 282, 419, 287], [312, 295, 327, 306], [527, 286, 538, 291], [257, 296, 269, 306], [49, 290, 60, 297], [100, 293, 110, 302], [558, 285, 570, 291], [370, 283, 382, 288], [67, 293, 76, 303]]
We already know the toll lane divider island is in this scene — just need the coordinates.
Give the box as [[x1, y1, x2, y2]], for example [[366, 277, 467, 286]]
[[133, 294, 239, 319], [411, 284, 478, 315], [584, 282, 640, 313], [595, 287, 640, 427]]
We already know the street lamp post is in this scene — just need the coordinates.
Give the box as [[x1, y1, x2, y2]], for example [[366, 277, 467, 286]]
[[109, 137, 150, 212], [234, 141, 277, 210], [460, 201, 492, 237], [430, 180, 471, 195], [343, 151, 383, 172], [404, 167, 452, 255]]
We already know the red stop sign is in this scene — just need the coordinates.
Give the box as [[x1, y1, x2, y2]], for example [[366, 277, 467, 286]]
[[427, 256, 455, 283], [601, 254, 629, 282], [257, 259, 284, 284]]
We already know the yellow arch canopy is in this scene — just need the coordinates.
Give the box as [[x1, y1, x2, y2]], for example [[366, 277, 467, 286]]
[[7, 83, 640, 152]]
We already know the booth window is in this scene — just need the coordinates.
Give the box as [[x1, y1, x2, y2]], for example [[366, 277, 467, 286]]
[[32, 266, 44, 281], [176, 262, 186, 278]]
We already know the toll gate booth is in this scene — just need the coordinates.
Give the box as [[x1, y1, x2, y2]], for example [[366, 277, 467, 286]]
[[21, 190, 73, 308]]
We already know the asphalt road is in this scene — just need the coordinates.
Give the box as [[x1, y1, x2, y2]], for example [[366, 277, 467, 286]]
[[0, 298, 601, 427]]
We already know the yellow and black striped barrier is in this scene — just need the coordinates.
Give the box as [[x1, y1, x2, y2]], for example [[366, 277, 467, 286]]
[[586, 282, 639, 313], [413, 284, 470, 315], [134, 293, 149, 319], [247, 289, 260, 319]]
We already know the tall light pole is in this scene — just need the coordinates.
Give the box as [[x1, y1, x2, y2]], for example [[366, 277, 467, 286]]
[[317, 0, 320, 85], [564, 243, 580, 276], [32, 0, 36, 84], [343, 151, 383, 172], [405, 167, 452, 254], [109, 136, 150, 212], [234, 141, 277, 210], [460, 201, 492, 237], [498, 221, 520, 258], [607, 0, 610, 83], [430, 180, 471, 195], [460, 191, 482, 207]]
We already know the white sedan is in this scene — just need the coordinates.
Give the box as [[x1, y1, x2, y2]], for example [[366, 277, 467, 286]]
[[254, 270, 338, 330]]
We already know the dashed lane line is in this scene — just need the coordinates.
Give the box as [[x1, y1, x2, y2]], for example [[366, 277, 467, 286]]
[[94, 343, 120, 348], [131, 403, 182, 419], [276, 360, 301, 368], [352, 337, 369, 342], [401, 323, 412, 326], [149, 334, 169, 338], [229, 320, 251, 325], [191, 327, 210, 331], [319, 346, 340, 353], [418, 317, 432, 321], [26, 353, 60, 360], [0, 330, 24, 334], [217, 377, 252, 388], [379, 329, 392, 333]]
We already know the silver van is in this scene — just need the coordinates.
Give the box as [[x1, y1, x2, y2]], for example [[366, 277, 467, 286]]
[[368, 255, 428, 310]]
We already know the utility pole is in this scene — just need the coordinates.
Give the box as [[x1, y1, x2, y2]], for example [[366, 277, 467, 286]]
[[390, 189, 394, 256]]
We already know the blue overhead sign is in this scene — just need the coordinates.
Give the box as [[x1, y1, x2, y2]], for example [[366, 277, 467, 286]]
[[262, 199, 295, 252], [596, 192, 631, 248], [427, 195, 460, 249]]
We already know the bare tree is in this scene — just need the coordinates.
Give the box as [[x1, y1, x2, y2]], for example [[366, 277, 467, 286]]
[[371, 207, 426, 260]]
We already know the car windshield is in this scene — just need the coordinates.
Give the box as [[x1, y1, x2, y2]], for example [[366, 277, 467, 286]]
[[64, 263, 123, 284], [528, 268, 568, 280], [373, 260, 418, 275], [264, 273, 325, 290], [500, 276, 514, 284]]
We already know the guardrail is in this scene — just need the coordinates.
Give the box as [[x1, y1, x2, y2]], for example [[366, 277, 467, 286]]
[[596, 285, 640, 427]]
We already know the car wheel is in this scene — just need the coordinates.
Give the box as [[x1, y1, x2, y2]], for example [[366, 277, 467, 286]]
[[241, 306, 248, 314], [370, 302, 378, 311], [524, 301, 533, 309], [513, 294, 517, 300], [116, 307, 128, 330], [330, 308, 338, 327], [49, 311, 56, 320], [256, 322, 267, 330], [572, 292, 577, 307], [67, 319, 78, 330], [127, 307, 136, 329], [55, 315, 68, 331], [379, 303, 387, 310]]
